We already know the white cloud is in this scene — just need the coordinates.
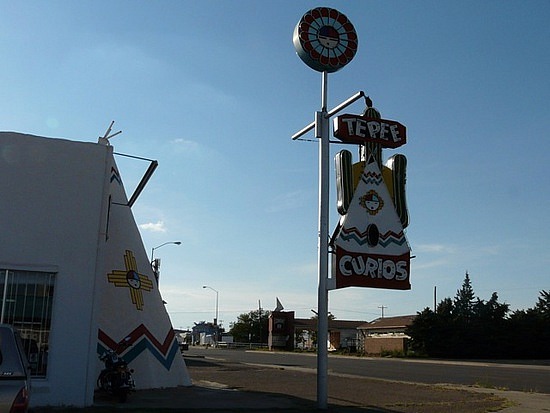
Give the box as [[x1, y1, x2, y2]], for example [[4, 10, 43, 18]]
[[171, 138, 200, 153], [139, 220, 167, 233], [414, 243, 457, 254]]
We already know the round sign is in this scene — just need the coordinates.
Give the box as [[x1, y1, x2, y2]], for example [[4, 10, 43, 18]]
[[293, 7, 358, 73]]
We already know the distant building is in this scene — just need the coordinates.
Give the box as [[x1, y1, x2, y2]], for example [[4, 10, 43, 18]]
[[0, 132, 191, 407], [358, 315, 416, 355], [192, 321, 222, 345], [294, 318, 365, 351]]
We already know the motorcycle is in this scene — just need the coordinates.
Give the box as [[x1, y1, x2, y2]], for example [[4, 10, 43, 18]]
[[97, 337, 135, 402]]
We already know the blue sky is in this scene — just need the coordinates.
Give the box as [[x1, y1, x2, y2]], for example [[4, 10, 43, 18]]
[[1, 1, 549, 330]]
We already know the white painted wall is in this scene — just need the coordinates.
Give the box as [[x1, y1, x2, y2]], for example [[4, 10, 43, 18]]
[[0, 132, 190, 407], [0, 132, 110, 406]]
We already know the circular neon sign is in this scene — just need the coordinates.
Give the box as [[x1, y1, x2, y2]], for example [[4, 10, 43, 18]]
[[293, 7, 358, 73]]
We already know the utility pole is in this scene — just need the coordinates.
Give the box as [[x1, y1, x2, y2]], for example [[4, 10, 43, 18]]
[[1, 270, 9, 324], [378, 305, 387, 318], [258, 300, 262, 345]]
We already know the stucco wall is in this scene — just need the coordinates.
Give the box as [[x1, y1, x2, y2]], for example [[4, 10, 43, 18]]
[[0, 133, 110, 406], [1, 132, 190, 407]]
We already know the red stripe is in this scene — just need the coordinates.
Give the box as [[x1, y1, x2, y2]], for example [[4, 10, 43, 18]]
[[98, 324, 176, 356]]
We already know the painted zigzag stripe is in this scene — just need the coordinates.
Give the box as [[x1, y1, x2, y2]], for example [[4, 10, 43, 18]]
[[97, 340, 179, 371], [361, 171, 383, 186], [378, 231, 408, 247], [98, 324, 178, 371], [110, 166, 122, 185], [340, 227, 406, 247]]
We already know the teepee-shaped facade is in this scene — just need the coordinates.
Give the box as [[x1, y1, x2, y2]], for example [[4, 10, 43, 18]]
[[0, 132, 190, 408], [98, 150, 190, 389]]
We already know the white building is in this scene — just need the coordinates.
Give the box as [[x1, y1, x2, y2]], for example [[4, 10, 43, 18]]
[[0, 132, 191, 407]]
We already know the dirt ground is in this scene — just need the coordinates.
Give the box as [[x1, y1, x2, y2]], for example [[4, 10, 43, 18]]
[[36, 355, 545, 413], [185, 355, 510, 413]]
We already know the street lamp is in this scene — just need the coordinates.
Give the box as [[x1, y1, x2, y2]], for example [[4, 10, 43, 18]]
[[151, 241, 182, 262], [202, 285, 219, 326], [151, 241, 181, 284], [203, 285, 219, 347]]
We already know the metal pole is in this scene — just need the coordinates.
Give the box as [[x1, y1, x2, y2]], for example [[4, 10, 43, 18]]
[[215, 290, 219, 326], [1, 270, 9, 324], [214, 290, 219, 346], [316, 70, 330, 410], [292, 91, 365, 140], [151, 241, 182, 262], [151, 241, 181, 283], [258, 300, 262, 345], [291, 85, 366, 412], [203, 285, 219, 345]]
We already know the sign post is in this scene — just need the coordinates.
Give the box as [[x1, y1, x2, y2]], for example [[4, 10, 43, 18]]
[[293, 7, 412, 410], [316, 72, 330, 408], [293, 7, 358, 410]]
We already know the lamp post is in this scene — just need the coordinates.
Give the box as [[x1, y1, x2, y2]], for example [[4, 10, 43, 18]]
[[150, 241, 181, 283], [151, 241, 182, 262], [1, 270, 10, 324], [202, 285, 219, 326], [202, 285, 219, 346]]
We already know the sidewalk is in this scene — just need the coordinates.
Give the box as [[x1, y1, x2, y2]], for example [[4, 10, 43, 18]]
[[465, 387, 550, 413]]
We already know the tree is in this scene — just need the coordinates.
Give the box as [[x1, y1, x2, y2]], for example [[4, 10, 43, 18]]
[[406, 307, 436, 356], [308, 312, 336, 347], [507, 290, 550, 358], [436, 297, 454, 318], [534, 290, 550, 319], [454, 272, 475, 321], [408, 273, 512, 358], [473, 292, 509, 321], [229, 309, 270, 343], [406, 276, 548, 359], [470, 292, 510, 358]]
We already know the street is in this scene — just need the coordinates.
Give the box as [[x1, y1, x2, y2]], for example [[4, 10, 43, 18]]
[[185, 347, 550, 394]]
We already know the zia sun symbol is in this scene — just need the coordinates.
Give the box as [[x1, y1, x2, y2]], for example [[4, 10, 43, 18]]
[[359, 190, 384, 216], [107, 250, 153, 311]]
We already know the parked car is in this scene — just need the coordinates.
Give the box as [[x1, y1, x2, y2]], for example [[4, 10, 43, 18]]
[[0, 324, 30, 413]]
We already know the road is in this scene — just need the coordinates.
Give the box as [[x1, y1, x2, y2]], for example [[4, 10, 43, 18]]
[[185, 347, 550, 394]]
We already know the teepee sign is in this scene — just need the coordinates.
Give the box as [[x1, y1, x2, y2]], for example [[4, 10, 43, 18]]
[[332, 155, 410, 290], [330, 94, 412, 291]]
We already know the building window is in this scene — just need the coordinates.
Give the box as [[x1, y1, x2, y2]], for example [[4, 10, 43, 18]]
[[0, 269, 55, 377]]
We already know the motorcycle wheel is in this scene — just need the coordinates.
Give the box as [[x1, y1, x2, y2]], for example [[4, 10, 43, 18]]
[[118, 389, 128, 403], [97, 373, 107, 391]]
